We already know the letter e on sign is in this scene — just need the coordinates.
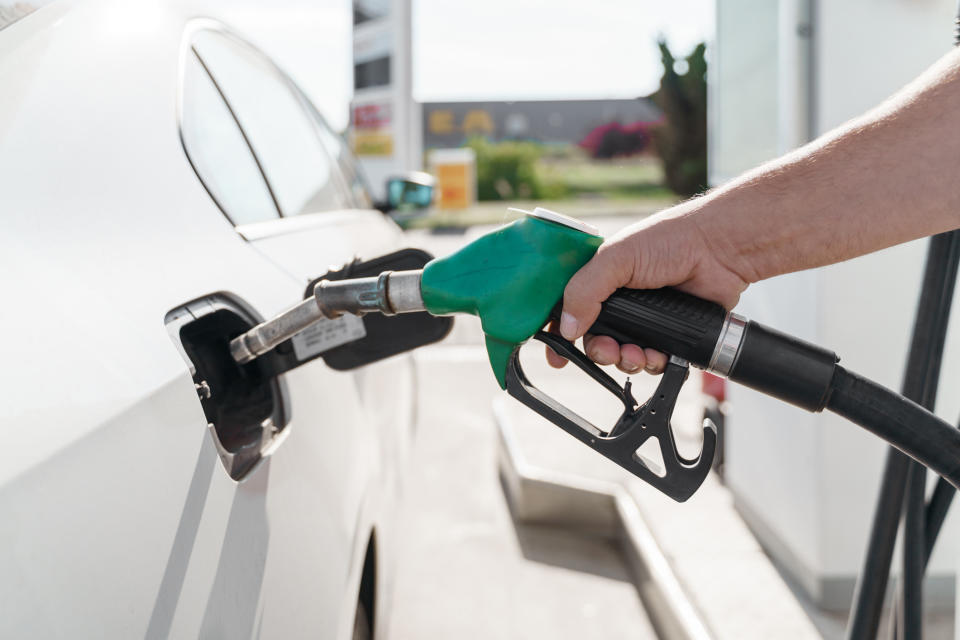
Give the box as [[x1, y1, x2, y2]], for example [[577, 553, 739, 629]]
[[429, 110, 455, 134]]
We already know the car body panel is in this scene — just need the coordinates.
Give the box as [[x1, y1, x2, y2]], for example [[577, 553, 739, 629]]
[[0, 1, 410, 637]]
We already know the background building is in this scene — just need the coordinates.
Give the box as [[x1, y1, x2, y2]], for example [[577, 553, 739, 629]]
[[422, 99, 661, 150], [711, 0, 960, 615]]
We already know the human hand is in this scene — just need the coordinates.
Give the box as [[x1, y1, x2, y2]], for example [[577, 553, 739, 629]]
[[546, 203, 751, 374]]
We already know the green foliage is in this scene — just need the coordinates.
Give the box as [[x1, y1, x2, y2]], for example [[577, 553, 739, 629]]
[[650, 39, 708, 197], [537, 157, 671, 200], [466, 137, 567, 201]]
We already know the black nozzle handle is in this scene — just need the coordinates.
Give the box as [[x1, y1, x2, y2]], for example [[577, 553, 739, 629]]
[[587, 287, 728, 369], [554, 287, 960, 493], [564, 286, 839, 412]]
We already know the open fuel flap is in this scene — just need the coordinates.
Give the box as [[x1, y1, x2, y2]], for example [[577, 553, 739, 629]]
[[165, 292, 288, 481], [165, 249, 452, 481]]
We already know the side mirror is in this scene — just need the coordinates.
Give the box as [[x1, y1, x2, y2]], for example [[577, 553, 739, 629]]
[[378, 172, 435, 213]]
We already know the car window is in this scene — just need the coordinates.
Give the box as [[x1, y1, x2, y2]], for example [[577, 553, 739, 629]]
[[334, 137, 374, 209], [302, 96, 374, 209], [192, 30, 351, 217], [180, 51, 281, 226]]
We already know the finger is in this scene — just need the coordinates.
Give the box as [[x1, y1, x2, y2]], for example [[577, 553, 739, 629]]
[[543, 320, 569, 368], [545, 343, 568, 368], [643, 348, 668, 374], [560, 244, 634, 342], [583, 334, 620, 366], [616, 343, 647, 374]]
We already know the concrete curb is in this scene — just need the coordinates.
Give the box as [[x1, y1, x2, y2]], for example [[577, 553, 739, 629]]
[[494, 398, 713, 640]]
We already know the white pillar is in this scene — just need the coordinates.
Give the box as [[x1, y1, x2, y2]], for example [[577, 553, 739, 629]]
[[350, 0, 422, 201]]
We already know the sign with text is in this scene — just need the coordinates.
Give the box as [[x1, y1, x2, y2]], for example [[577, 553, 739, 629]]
[[428, 148, 476, 210], [352, 102, 394, 156]]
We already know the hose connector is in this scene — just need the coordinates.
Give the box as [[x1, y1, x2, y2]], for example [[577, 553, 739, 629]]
[[314, 270, 425, 318]]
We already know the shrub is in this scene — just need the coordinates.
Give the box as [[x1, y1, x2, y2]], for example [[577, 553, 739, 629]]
[[466, 137, 550, 201], [579, 121, 651, 159]]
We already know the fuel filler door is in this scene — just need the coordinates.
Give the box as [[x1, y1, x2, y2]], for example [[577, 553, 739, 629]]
[[164, 248, 452, 481]]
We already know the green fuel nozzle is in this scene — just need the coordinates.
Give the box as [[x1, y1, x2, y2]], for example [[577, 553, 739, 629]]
[[419, 208, 603, 387]]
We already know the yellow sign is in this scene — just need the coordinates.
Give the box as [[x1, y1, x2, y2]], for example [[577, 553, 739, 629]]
[[353, 132, 394, 156], [427, 109, 495, 136], [429, 148, 476, 210], [435, 163, 470, 209]]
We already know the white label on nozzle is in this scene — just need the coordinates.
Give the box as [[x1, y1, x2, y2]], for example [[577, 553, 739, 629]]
[[507, 206, 600, 236], [292, 313, 367, 360]]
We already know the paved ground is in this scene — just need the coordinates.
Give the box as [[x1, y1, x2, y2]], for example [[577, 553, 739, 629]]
[[386, 341, 657, 639]]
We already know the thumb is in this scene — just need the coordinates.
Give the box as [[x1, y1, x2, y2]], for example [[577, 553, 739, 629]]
[[559, 244, 634, 341]]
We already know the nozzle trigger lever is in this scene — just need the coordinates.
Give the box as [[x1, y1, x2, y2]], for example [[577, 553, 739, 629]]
[[504, 331, 717, 502]]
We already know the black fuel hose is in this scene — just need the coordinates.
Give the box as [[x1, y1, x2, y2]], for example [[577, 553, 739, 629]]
[[826, 367, 960, 490], [586, 286, 960, 490]]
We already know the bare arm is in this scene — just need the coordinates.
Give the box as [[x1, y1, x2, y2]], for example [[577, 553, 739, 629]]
[[552, 47, 960, 373]]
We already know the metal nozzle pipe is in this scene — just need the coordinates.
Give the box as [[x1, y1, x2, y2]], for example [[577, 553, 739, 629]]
[[229, 296, 325, 364], [229, 269, 425, 364]]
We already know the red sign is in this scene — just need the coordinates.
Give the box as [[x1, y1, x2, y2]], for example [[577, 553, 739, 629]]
[[353, 103, 392, 130]]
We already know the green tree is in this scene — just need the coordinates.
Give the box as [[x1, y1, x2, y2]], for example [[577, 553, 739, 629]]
[[650, 39, 708, 197]]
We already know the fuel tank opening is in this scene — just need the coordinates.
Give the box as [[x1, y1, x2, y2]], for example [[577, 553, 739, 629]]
[[165, 293, 289, 481]]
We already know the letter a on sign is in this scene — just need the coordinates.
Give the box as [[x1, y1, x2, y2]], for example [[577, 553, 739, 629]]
[[462, 110, 494, 135]]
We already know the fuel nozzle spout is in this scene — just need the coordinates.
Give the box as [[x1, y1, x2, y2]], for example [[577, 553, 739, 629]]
[[229, 269, 425, 364], [315, 269, 426, 318]]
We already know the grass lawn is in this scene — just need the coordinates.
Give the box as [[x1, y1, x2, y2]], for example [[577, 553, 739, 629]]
[[402, 155, 678, 230], [537, 155, 674, 200]]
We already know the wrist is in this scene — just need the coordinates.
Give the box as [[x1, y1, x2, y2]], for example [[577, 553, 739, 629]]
[[676, 192, 766, 286]]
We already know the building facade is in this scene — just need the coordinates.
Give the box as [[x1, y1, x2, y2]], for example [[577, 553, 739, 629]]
[[422, 99, 661, 149]]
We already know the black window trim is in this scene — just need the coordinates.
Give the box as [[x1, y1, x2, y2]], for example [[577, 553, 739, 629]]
[[190, 44, 285, 221]]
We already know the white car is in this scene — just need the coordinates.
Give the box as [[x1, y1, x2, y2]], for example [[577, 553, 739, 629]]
[[0, 3, 444, 638]]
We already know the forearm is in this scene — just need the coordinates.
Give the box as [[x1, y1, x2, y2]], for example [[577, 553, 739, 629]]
[[689, 47, 960, 284]]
